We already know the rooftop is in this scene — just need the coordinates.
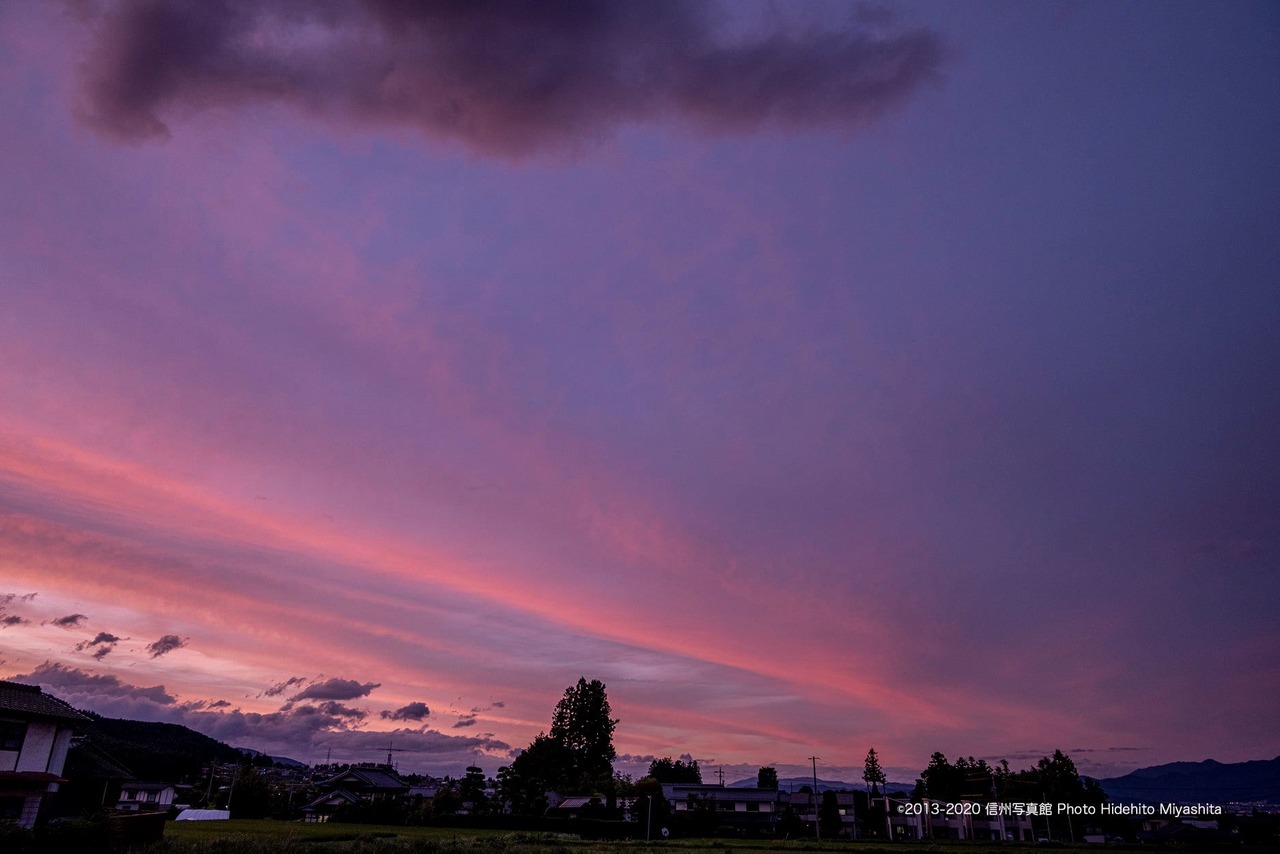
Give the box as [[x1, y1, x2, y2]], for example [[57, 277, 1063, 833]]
[[0, 680, 89, 723]]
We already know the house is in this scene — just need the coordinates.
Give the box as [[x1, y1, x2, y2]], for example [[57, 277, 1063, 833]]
[[115, 780, 177, 812], [789, 790, 860, 837], [301, 763, 408, 822], [0, 680, 88, 828], [878, 796, 1035, 842], [545, 795, 604, 818], [662, 783, 789, 833]]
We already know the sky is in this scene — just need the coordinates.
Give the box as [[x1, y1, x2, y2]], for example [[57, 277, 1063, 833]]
[[1, 0, 1277, 785]]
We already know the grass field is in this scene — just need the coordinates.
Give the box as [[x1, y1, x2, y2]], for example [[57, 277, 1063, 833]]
[[158, 820, 1126, 853]]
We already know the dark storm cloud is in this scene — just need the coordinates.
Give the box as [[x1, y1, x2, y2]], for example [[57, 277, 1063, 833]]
[[308, 700, 368, 721], [291, 677, 380, 701], [76, 0, 945, 155], [8, 664, 504, 764], [15, 661, 176, 704], [381, 701, 430, 721], [146, 634, 187, 657], [50, 613, 87, 628]]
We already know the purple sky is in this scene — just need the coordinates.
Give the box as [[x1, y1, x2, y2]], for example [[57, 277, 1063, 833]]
[[1, 1, 1277, 783]]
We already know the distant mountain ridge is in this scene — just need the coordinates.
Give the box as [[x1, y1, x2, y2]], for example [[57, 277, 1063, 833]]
[[80, 711, 243, 782], [728, 776, 914, 794], [236, 746, 307, 768], [1099, 757, 1280, 805]]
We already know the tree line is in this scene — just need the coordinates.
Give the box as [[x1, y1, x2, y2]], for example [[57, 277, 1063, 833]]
[[485, 677, 1104, 823]]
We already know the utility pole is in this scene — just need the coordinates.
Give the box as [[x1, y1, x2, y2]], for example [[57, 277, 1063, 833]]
[[810, 756, 820, 840], [226, 766, 237, 812], [716, 766, 725, 786]]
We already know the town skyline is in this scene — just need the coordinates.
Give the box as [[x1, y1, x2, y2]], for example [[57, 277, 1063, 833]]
[[2, 2, 1278, 784]]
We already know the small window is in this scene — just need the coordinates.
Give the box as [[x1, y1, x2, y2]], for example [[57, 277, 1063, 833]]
[[0, 721, 26, 752]]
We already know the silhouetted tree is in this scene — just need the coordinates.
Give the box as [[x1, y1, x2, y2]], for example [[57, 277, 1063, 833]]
[[461, 765, 489, 813], [757, 766, 779, 790], [432, 783, 461, 816], [915, 752, 964, 802], [229, 765, 271, 819], [648, 756, 701, 783], [502, 677, 618, 811], [549, 677, 618, 792], [502, 733, 569, 813], [862, 748, 886, 796], [632, 776, 670, 836]]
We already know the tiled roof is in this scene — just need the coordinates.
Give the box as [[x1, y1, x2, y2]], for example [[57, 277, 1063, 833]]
[[0, 680, 88, 723], [662, 783, 788, 803], [302, 788, 361, 810], [323, 767, 408, 790]]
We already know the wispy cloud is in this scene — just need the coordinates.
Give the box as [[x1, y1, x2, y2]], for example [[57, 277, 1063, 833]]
[[1, 0, 1277, 778], [145, 634, 186, 658], [75, 631, 123, 659], [262, 676, 308, 698], [49, 613, 87, 628], [0, 593, 33, 628]]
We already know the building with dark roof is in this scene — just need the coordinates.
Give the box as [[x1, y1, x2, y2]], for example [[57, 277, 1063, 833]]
[[662, 783, 789, 834], [0, 680, 89, 827], [301, 764, 409, 822]]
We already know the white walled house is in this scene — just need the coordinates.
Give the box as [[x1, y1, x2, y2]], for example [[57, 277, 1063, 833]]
[[115, 781, 177, 812], [0, 680, 87, 828]]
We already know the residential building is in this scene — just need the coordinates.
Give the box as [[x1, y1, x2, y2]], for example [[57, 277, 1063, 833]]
[[301, 763, 408, 822], [662, 783, 789, 834], [116, 780, 177, 812], [0, 680, 87, 828]]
